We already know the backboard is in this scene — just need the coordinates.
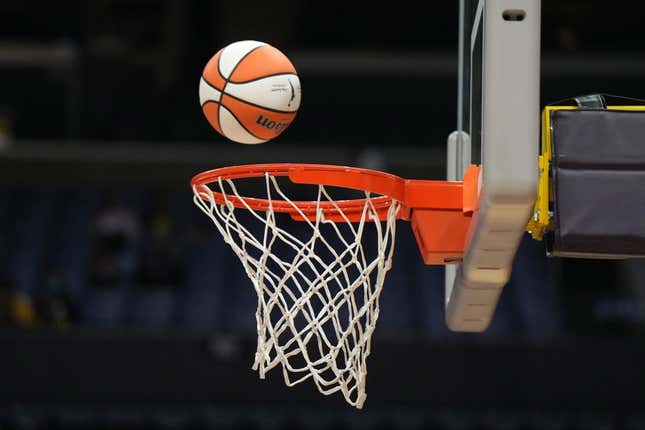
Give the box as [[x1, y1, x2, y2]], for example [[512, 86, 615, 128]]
[[445, 0, 541, 331]]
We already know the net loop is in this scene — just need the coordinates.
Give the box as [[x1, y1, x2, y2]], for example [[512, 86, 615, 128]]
[[192, 170, 400, 408]]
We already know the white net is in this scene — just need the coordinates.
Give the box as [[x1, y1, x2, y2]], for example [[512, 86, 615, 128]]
[[192, 172, 400, 408]]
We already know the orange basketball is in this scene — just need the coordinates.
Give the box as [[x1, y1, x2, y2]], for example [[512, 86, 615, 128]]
[[199, 40, 302, 144]]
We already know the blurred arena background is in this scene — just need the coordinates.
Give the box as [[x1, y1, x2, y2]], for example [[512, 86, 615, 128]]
[[1, 1, 645, 429]]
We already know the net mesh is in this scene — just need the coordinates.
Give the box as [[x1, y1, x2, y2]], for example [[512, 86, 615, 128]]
[[192, 172, 400, 408]]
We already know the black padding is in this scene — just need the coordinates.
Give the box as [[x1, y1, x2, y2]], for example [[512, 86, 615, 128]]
[[550, 109, 645, 257]]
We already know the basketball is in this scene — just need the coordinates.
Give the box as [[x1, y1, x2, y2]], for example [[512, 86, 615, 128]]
[[198, 40, 301, 144]]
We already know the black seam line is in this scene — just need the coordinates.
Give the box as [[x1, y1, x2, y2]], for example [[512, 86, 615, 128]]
[[222, 91, 297, 115], [201, 100, 219, 109], [216, 52, 227, 85], [228, 72, 298, 85], [219, 45, 265, 127], [201, 75, 224, 92], [219, 104, 268, 142], [203, 73, 297, 114], [201, 101, 223, 133], [202, 100, 266, 142]]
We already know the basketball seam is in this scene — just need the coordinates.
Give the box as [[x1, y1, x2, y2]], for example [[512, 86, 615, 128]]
[[218, 45, 266, 133], [201, 75, 224, 92], [201, 100, 222, 133], [225, 91, 298, 114], [228, 72, 298, 85], [202, 78, 297, 115], [200, 99, 218, 108], [199, 77, 223, 111], [204, 97, 269, 143], [219, 104, 267, 142]]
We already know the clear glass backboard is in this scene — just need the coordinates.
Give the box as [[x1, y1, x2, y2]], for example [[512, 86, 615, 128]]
[[447, 0, 541, 332]]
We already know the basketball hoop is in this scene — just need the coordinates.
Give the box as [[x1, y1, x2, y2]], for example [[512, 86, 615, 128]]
[[191, 163, 478, 408]]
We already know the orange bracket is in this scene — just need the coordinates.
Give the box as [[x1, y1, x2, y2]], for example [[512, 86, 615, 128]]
[[407, 165, 480, 265]]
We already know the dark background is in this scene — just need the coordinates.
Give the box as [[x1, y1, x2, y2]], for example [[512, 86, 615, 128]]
[[1, 1, 645, 429]]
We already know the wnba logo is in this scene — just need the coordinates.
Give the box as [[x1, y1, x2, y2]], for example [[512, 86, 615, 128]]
[[256, 114, 290, 133]]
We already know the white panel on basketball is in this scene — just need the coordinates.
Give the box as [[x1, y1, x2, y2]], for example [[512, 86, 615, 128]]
[[225, 75, 301, 112], [198, 77, 222, 105], [219, 105, 267, 145], [219, 40, 267, 79]]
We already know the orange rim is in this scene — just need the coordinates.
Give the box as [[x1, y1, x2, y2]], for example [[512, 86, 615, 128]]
[[191, 163, 465, 221]]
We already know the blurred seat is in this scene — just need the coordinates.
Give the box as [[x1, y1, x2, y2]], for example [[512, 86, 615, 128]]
[[49, 408, 96, 430], [126, 287, 176, 328], [80, 284, 129, 328], [9, 191, 55, 295], [414, 263, 451, 339], [225, 268, 259, 336], [54, 189, 101, 296], [176, 238, 229, 333], [101, 409, 147, 430], [377, 225, 458, 339], [377, 226, 424, 337], [37, 189, 72, 270], [477, 278, 519, 339], [506, 234, 564, 338], [0, 189, 16, 282]]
